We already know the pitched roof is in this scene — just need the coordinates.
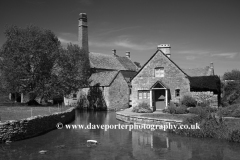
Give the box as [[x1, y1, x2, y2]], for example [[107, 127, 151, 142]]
[[183, 66, 211, 77], [132, 50, 188, 80], [116, 56, 138, 71], [120, 70, 137, 83], [88, 71, 119, 87], [189, 75, 220, 93], [89, 52, 126, 70]]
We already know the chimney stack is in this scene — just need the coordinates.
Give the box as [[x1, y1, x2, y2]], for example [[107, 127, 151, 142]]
[[126, 51, 130, 58], [78, 13, 88, 53], [112, 49, 117, 56], [157, 44, 171, 58], [209, 62, 214, 75]]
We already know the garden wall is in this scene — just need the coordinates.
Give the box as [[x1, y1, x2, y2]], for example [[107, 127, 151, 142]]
[[0, 107, 75, 143]]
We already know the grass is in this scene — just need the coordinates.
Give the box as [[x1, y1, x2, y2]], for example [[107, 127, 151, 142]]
[[0, 105, 71, 122], [141, 113, 196, 121]]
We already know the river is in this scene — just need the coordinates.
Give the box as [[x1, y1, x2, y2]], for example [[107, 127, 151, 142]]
[[1, 110, 240, 160]]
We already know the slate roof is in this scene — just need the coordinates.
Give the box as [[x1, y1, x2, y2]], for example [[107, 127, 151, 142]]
[[120, 70, 137, 83], [88, 71, 119, 87], [189, 75, 220, 93], [183, 66, 211, 77]]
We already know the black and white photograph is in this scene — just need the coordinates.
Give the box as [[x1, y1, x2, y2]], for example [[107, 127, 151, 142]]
[[0, 0, 240, 159]]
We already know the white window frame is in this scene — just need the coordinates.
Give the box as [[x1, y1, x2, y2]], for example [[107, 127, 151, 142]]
[[155, 67, 164, 77]]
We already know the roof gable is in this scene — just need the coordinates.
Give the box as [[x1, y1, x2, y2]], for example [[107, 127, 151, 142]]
[[132, 50, 188, 80], [88, 71, 119, 87]]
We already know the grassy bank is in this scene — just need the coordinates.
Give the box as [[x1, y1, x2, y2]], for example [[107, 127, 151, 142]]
[[0, 106, 71, 122]]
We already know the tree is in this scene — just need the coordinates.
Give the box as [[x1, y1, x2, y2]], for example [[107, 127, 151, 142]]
[[223, 69, 240, 81], [54, 43, 90, 97], [0, 25, 61, 103], [222, 69, 240, 106]]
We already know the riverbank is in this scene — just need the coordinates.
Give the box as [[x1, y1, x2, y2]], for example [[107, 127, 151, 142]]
[[116, 108, 240, 143], [116, 108, 185, 126], [0, 107, 75, 143]]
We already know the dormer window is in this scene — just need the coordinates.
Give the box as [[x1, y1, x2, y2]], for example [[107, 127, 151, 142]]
[[155, 67, 164, 77]]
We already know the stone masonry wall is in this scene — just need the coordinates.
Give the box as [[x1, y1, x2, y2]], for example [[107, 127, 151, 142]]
[[131, 51, 190, 109], [0, 107, 75, 143], [108, 72, 129, 110]]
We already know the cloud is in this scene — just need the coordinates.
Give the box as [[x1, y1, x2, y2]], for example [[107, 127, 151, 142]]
[[211, 53, 238, 58], [186, 56, 196, 60], [176, 50, 210, 55]]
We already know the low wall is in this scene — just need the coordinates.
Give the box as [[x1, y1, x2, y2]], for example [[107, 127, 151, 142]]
[[0, 107, 75, 143], [116, 113, 182, 127]]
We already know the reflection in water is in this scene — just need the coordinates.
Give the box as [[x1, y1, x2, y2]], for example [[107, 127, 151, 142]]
[[0, 110, 240, 160]]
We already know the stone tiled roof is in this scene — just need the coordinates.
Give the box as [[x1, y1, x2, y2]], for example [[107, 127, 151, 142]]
[[183, 66, 210, 77], [116, 56, 138, 71], [88, 71, 119, 87], [89, 52, 126, 70]]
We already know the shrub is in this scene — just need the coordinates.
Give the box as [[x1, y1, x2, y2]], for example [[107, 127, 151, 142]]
[[230, 129, 240, 142], [132, 102, 152, 113], [181, 95, 197, 107], [188, 106, 208, 119], [217, 103, 240, 117], [175, 105, 188, 114]]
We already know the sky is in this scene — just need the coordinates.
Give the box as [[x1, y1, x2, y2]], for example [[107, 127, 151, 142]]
[[0, 0, 239, 76]]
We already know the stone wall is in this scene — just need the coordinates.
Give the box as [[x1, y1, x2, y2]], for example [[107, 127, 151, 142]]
[[0, 107, 75, 143], [108, 72, 129, 110], [191, 91, 218, 107]]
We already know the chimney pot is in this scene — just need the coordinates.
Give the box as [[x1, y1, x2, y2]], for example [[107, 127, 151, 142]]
[[126, 51, 130, 58], [112, 49, 116, 56]]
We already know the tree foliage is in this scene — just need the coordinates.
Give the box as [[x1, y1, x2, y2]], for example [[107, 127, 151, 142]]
[[223, 69, 240, 81], [0, 25, 89, 103], [222, 70, 240, 106]]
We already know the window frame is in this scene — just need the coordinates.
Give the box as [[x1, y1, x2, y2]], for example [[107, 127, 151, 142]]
[[154, 67, 165, 77], [175, 89, 180, 97], [138, 90, 150, 99]]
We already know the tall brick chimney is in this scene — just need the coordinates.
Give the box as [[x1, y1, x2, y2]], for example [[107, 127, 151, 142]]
[[78, 13, 88, 53], [157, 44, 171, 58]]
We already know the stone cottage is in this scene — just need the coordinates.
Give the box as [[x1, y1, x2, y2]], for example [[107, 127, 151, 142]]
[[131, 44, 220, 111], [64, 13, 138, 110]]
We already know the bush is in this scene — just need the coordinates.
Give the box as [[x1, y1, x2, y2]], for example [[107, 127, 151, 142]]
[[188, 106, 208, 119], [217, 103, 240, 117], [132, 102, 152, 113], [181, 95, 197, 107], [175, 105, 188, 114], [230, 129, 240, 142]]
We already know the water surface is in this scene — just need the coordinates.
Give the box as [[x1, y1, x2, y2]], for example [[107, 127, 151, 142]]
[[1, 110, 240, 160]]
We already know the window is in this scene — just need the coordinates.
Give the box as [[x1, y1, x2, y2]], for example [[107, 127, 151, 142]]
[[72, 93, 77, 99], [175, 89, 180, 97], [155, 67, 164, 77], [138, 90, 150, 99]]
